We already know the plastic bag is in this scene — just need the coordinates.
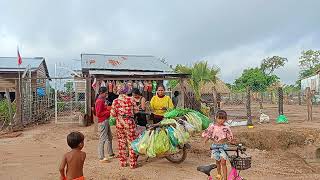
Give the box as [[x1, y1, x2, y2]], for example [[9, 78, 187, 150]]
[[173, 123, 189, 145], [131, 131, 145, 154], [276, 115, 288, 124], [146, 131, 157, 158], [164, 108, 192, 118], [160, 118, 177, 125], [182, 120, 195, 134], [185, 113, 202, 132], [109, 116, 116, 126], [154, 129, 170, 156], [192, 111, 212, 130], [137, 130, 151, 155], [136, 125, 146, 136], [166, 126, 179, 147]]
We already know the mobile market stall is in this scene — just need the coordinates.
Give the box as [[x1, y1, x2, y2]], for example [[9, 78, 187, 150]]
[[80, 54, 189, 123], [80, 54, 213, 163]]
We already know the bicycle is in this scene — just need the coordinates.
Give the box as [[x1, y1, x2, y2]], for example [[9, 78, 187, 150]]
[[197, 144, 251, 180]]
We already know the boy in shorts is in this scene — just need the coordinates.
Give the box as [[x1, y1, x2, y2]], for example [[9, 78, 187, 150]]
[[59, 131, 86, 180]]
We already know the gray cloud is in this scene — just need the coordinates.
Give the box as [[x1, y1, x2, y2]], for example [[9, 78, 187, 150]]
[[1, 0, 320, 84]]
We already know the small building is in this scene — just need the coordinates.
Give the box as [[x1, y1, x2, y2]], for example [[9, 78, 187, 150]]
[[0, 57, 50, 125], [301, 71, 320, 94], [0, 57, 50, 99], [80, 53, 189, 123]]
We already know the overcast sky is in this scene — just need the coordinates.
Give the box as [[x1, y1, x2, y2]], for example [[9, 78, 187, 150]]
[[1, 0, 319, 84]]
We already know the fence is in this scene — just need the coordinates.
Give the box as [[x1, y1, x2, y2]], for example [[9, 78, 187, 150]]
[[183, 85, 319, 124], [0, 76, 88, 132], [54, 78, 87, 124]]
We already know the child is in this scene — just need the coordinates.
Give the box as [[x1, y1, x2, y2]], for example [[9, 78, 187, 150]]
[[202, 110, 235, 180], [59, 131, 86, 180]]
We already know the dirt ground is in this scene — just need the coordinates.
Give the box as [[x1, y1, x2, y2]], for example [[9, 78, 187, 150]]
[[1, 105, 320, 180]]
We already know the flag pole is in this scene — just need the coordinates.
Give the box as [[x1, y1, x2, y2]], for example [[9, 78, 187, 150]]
[[17, 46, 23, 125]]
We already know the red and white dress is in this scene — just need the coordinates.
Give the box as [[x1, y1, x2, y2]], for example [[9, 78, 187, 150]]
[[111, 94, 138, 168]]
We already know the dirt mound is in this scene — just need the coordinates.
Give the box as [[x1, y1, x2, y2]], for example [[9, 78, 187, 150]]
[[235, 129, 306, 150]]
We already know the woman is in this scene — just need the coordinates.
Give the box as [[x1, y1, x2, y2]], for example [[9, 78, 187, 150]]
[[132, 88, 147, 127], [111, 84, 138, 169], [150, 84, 174, 124]]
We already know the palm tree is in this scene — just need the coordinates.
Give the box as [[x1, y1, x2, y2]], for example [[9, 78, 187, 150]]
[[176, 61, 220, 100]]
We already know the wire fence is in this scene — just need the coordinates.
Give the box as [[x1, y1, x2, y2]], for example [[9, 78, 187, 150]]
[[183, 85, 319, 124]]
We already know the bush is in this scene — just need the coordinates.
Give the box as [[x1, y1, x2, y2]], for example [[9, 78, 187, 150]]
[[0, 100, 16, 124]]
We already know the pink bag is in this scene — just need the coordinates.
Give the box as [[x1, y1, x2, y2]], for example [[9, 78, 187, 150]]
[[228, 167, 242, 180]]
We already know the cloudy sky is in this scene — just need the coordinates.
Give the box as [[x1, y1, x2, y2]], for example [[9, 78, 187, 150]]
[[1, 0, 319, 84]]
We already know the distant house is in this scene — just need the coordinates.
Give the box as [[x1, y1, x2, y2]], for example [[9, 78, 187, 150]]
[[0, 57, 50, 101], [301, 70, 320, 94]]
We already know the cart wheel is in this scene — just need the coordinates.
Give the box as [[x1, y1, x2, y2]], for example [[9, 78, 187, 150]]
[[165, 146, 187, 164]]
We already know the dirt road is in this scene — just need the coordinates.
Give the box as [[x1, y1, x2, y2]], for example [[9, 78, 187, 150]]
[[0, 121, 320, 180]]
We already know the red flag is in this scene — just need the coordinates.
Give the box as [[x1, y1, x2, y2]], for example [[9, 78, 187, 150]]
[[17, 48, 22, 65], [92, 78, 97, 89]]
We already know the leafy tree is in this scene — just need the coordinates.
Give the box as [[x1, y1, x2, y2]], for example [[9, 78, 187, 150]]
[[283, 84, 300, 94], [260, 56, 287, 75], [298, 50, 320, 79], [234, 68, 279, 92], [64, 82, 74, 93]]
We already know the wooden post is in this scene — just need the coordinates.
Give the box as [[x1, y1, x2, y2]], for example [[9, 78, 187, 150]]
[[14, 80, 23, 127], [212, 86, 218, 117], [5, 89, 13, 125], [259, 92, 263, 110], [85, 76, 92, 126], [246, 87, 253, 126], [179, 78, 188, 109], [278, 87, 284, 115], [306, 87, 312, 121], [298, 91, 302, 105]]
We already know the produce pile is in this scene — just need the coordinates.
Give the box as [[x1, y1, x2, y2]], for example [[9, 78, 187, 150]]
[[131, 108, 213, 157]]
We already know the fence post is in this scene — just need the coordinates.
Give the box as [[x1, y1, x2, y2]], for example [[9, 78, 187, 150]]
[[278, 87, 284, 115], [246, 86, 253, 126], [298, 91, 302, 105], [85, 76, 92, 125], [14, 80, 23, 127], [306, 87, 312, 121]]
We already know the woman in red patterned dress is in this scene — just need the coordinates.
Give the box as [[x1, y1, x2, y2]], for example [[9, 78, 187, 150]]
[[111, 84, 139, 169]]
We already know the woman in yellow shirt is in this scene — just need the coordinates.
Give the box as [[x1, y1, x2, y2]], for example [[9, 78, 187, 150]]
[[150, 84, 174, 124]]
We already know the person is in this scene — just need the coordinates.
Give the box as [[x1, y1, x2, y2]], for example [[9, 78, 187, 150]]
[[202, 110, 235, 180], [106, 91, 119, 106], [59, 131, 86, 180], [172, 91, 180, 108], [95, 87, 114, 162], [111, 84, 139, 169], [150, 84, 174, 124], [132, 88, 147, 127]]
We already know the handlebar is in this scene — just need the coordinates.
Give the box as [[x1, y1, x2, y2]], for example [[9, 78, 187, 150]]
[[210, 144, 247, 154]]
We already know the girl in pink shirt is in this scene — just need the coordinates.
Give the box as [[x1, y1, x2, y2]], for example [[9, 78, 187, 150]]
[[202, 110, 235, 180]]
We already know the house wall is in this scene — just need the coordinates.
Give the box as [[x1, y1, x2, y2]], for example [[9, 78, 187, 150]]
[[0, 73, 17, 92], [301, 74, 320, 93]]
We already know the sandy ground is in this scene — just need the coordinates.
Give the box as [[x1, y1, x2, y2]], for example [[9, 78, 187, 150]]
[[0, 105, 320, 180]]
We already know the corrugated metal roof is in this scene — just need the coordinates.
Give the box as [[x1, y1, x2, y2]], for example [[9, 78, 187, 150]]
[[0, 57, 45, 69], [89, 70, 182, 76], [81, 54, 172, 72]]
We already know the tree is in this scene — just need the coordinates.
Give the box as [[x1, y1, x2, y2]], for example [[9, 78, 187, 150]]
[[260, 56, 287, 75], [64, 82, 74, 93], [234, 68, 279, 92], [175, 61, 219, 100], [298, 50, 320, 79]]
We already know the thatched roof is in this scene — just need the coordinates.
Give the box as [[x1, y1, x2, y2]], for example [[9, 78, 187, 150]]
[[172, 78, 230, 94], [201, 79, 230, 94]]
